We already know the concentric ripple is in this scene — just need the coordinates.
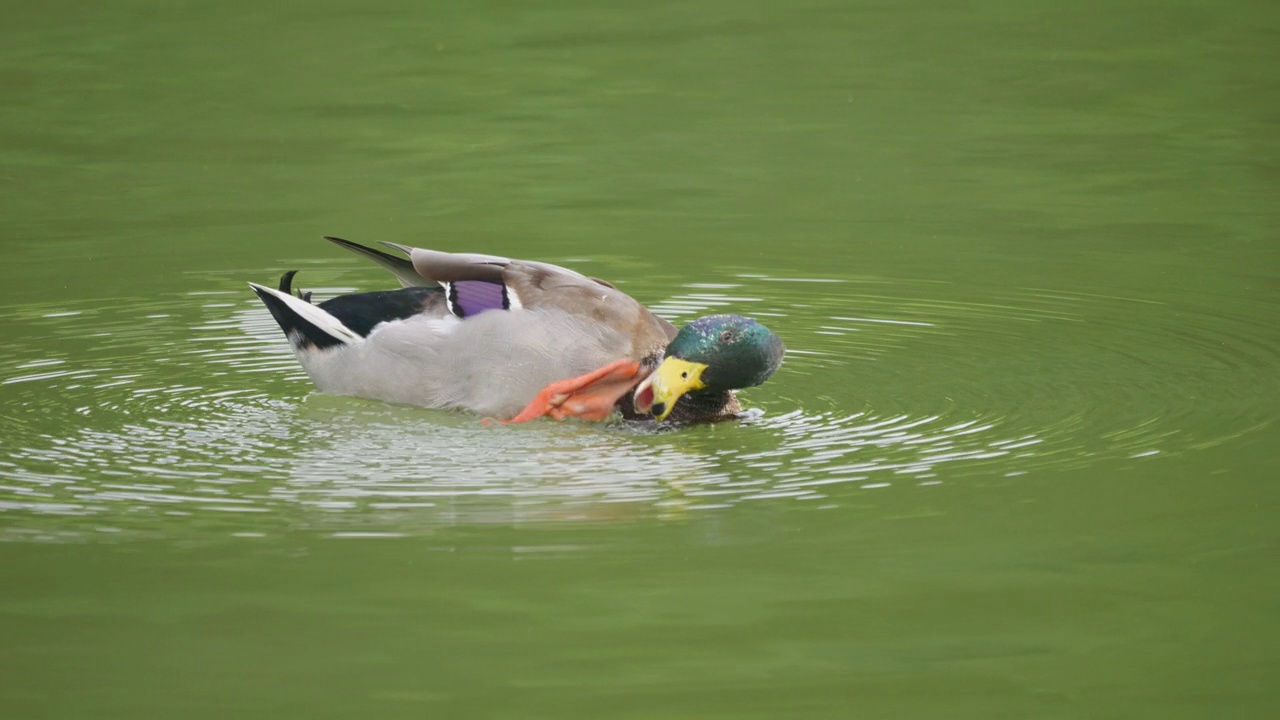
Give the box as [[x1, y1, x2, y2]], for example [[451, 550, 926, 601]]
[[1, 267, 1277, 541]]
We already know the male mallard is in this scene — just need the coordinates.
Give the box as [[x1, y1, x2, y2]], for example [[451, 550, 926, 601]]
[[250, 237, 784, 423]]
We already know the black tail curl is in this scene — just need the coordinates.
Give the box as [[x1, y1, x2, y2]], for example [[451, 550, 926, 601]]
[[278, 270, 312, 303]]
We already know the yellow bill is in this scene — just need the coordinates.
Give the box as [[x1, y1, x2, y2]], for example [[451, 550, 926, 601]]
[[640, 357, 709, 422]]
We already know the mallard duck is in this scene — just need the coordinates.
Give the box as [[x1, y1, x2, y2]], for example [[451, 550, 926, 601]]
[[249, 237, 784, 423]]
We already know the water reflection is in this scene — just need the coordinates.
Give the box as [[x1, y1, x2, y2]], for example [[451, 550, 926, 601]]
[[1, 266, 1277, 540]]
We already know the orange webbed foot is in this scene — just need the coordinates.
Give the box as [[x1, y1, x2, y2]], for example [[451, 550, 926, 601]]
[[505, 359, 645, 423]]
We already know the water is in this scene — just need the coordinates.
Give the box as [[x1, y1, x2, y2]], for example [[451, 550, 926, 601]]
[[3, 1, 1278, 717]]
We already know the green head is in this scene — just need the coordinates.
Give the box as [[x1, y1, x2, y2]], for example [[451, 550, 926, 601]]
[[634, 314, 785, 421]]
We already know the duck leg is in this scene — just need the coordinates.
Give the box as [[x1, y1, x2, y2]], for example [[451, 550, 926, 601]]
[[506, 359, 645, 422]]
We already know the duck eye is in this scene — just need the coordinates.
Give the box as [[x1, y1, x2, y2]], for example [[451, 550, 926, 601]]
[[681, 371, 688, 379], [719, 330, 734, 342]]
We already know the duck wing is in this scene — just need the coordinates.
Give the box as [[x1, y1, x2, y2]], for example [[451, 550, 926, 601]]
[[336, 237, 676, 360]]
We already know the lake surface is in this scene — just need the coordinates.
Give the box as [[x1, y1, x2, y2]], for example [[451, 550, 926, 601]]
[[2, 1, 1278, 717]]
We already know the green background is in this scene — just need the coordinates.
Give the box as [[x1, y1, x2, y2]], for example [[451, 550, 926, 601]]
[[2, 1, 1278, 717]]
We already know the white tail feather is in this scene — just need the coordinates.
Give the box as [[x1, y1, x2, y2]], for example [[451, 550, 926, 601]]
[[247, 282, 362, 345]]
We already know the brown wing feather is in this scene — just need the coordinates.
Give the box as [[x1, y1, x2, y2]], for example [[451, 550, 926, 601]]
[[503, 261, 672, 360], [400, 245, 672, 361], [407, 248, 509, 283]]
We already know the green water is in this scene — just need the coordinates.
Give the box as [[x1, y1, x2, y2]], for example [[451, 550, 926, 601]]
[[3, 0, 1278, 717]]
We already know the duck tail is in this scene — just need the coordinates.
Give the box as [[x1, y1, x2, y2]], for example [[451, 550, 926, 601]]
[[277, 269, 312, 302], [249, 280, 361, 350], [324, 236, 436, 289]]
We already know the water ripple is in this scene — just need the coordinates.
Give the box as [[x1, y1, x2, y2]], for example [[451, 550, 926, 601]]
[[1, 269, 1277, 540]]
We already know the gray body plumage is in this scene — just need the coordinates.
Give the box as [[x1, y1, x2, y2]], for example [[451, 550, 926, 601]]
[[299, 308, 650, 417]]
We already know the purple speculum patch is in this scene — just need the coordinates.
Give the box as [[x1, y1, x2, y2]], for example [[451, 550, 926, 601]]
[[450, 280, 508, 317]]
